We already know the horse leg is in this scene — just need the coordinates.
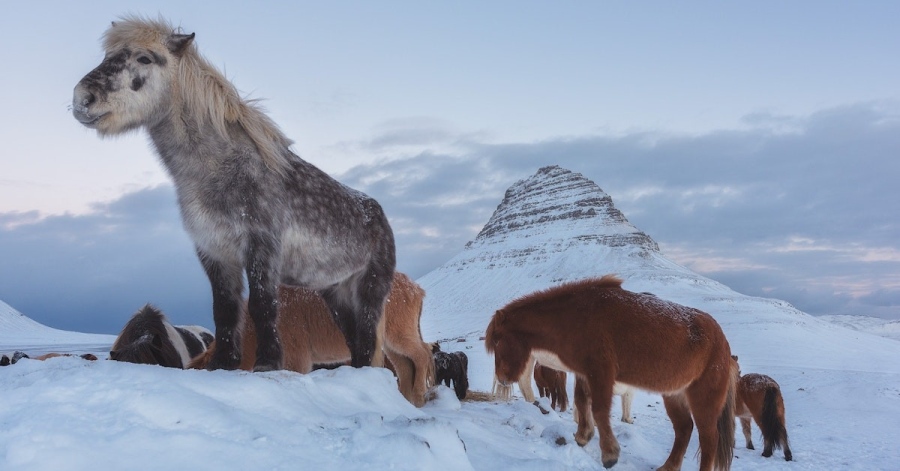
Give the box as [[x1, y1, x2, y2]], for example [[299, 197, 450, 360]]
[[344, 265, 394, 367], [520, 355, 537, 402], [658, 393, 693, 471], [584, 376, 620, 468], [741, 417, 754, 449], [198, 251, 244, 371], [557, 372, 569, 412], [620, 386, 634, 423], [245, 238, 283, 372], [573, 375, 595, 445], [685, 369, 734, 471]]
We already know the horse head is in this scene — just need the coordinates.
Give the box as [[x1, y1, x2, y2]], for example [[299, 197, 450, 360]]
[[72, 16, 194, 136], [109, 333, 174, 367], [485, 309, 530, 386]]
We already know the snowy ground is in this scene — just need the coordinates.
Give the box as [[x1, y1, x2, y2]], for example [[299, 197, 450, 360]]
[[2, 325, 899, 471]]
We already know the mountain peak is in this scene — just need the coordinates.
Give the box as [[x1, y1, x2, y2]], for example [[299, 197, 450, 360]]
[[467, 165, 658, 253]]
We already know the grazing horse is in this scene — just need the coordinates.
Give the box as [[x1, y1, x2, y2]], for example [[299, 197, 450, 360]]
[[732, 356, 792, 461], [110, 304, 213, 369], [534, 360, 569, 412], [432, 345, 469, 400], [72, 16, 396, 372], [486, 275, 737, 470], [190, 273, 435, 407]]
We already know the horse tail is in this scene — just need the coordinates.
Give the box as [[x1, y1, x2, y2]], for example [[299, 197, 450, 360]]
[[715, 359, 738, 470], [760, 386, 790, 453]]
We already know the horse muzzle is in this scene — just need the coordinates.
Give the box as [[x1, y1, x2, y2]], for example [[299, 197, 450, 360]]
[[72, 85, 105, 127]]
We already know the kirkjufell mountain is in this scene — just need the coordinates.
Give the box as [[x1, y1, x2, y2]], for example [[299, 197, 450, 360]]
[[418, 165, 900, 382]]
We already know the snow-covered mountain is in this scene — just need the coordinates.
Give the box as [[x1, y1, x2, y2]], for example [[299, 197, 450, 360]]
[[0, 299, 115, 354], [418, 165, 900, 383]]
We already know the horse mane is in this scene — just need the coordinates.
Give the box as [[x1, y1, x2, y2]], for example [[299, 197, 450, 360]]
[[103, 15, 293, 175]]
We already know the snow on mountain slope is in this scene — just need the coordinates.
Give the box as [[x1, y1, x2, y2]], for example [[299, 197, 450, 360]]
[[0, 299, 115, 355]]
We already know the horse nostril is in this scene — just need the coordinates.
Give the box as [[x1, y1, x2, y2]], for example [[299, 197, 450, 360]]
[[82, 92, 96, 107]]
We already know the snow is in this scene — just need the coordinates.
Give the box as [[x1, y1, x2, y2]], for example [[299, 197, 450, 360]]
[[4, 166, 900, 470]]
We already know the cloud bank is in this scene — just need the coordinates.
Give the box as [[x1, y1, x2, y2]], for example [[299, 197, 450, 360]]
[[2, 102, 898, 334]]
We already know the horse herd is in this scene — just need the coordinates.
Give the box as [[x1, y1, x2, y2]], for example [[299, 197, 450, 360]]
[[2, 15, 790, 470]]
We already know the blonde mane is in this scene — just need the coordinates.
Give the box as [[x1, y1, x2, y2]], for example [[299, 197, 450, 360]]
[[103, 15, 293, 175]]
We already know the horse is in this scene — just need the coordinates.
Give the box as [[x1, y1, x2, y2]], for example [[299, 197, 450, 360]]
[[72, 16, 396, 372], [534, 360, 569, 412], [492, 355, 635, 422], [432, 344, 469, 400], [33, 353, 99, 361], [731, 356, 792, 461], [110, 304, 214, 369], [485, 275, 737, 470], [190, 272, 435, 407]]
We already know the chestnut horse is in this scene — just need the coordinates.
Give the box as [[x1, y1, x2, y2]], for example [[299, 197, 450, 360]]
[[534, 360, 568, 412], [191, 272, 435, 407], [732, 356, 792, 461], [486, 275, 737, 470]]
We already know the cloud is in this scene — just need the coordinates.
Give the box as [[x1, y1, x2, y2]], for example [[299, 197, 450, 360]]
[[0, 186, 210, 334], [342, 101, 900, 319], [2, 102, 898, 336]]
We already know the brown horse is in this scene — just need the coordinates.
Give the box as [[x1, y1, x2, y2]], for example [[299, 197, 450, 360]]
[[485, 275, 737, 470], [191, 272, 435, 407], [732, 356, 792, 461], [534, 360, 569, 412]]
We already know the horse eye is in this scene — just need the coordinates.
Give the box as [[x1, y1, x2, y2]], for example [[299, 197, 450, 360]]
[[137, 56, 152, 65]]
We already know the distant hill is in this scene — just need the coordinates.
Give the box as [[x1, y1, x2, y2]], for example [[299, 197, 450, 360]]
[[0, 299, 115, 354]]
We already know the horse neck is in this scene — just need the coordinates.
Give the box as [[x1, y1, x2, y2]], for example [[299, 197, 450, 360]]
[[147, 109, 238, 181], [507, 309, 568, 357]]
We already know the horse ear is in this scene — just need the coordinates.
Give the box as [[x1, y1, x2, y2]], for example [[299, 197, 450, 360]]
[[166, 32, 195, 56]]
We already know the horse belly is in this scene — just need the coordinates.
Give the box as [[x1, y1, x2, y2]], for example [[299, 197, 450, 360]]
[[532, 350, 575, 373], [279, 226, 369, 287]]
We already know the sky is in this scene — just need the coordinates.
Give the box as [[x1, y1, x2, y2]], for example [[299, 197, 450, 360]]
[[1, 1, 899, 333]]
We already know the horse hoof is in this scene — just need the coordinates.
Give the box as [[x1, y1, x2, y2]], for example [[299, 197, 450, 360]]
[[602, 458, 618, 468], [252, 362, 280, 373]]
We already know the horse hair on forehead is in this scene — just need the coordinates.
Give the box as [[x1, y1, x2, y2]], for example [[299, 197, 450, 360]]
[[74, 15, 397, 373]]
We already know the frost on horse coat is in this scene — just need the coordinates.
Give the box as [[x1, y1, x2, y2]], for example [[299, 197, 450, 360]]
[[72, 16, 396, 372], [485, 275, 737, 471]]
